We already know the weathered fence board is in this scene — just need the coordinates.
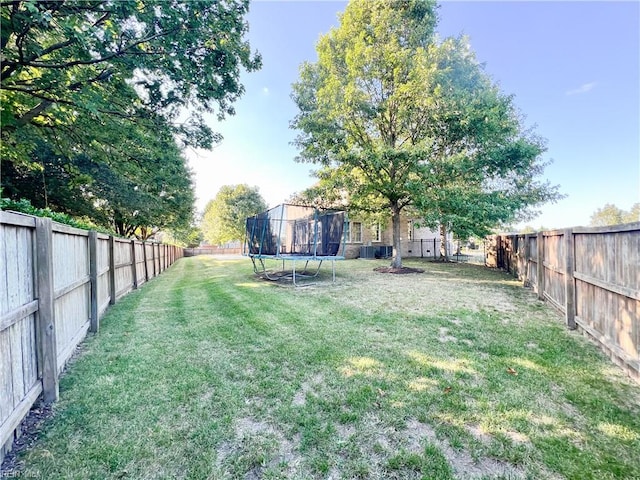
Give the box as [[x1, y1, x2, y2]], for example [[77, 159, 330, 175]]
[[0, 211, 183, 461], [490, 222, 640, 381], [114, 238, 134, 299], [134, 241, 147, 287], [51, 227, 91, 372], [0, 214, 39, 450], [97, 236, 110, 318]]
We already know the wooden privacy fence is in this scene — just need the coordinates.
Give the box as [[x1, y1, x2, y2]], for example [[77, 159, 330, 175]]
[[488, 223, 639, 381], [184, 245, 242, 256], [0, 211, 183, 461]]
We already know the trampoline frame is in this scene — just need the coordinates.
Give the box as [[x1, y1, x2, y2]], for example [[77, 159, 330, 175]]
[[244, 204, 347, 286]]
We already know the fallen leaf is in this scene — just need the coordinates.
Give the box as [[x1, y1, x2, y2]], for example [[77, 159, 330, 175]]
[[444, 386, 452, 394], [507, 367, 518, 376]]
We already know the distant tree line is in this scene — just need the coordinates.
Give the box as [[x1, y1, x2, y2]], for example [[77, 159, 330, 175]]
[[589, 203, 639, 227]]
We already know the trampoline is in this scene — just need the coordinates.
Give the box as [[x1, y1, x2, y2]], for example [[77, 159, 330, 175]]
[[244, 204, 347, 285]]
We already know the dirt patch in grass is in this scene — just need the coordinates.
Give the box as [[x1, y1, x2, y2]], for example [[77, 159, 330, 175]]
[[374, 266, 425, 274], [405, 419, 526, 479], [1, 401, 54, 474]]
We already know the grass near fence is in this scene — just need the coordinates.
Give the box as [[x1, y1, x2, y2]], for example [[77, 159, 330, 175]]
[[6, 257, 640, 479]]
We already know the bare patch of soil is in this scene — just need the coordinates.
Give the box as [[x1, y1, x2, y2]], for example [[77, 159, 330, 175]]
[[1, 401, 54, 474], [373, 266, 425, 274], [405, 419, 526, 479]]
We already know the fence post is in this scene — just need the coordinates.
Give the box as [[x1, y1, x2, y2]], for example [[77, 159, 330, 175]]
[[565, 228, 576, 329], [537, 231, 545, 300], [35, 217, 59, 403], [89, 231, 99, 333], [151, 243, 157, 278], [131, 240, 138, 290], [108, 236, 116, 305], [142, 242, 149, 283]]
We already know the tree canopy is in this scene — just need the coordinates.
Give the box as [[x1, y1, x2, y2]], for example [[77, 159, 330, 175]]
[[1, 0, 260, 238], [589, 203, 639, 227], [290, 0, 560, 266], [201, 184, 267, 245], [2, 121, 196, 239], [1, 0, 261, 157]]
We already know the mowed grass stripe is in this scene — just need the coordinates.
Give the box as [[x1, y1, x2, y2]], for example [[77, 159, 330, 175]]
[[9, 257, 640, 480]]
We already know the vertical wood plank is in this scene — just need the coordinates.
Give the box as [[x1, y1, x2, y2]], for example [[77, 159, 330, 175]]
[[0, 330, 12, 426], [537, 231, 544, 300], [9, 323, 24, 407], [108, 236, 116, 305], [89, 231, 99, 333], [35, 217, 58, 403], [565, 228, 576, 329], [0, 224, 8, 317]]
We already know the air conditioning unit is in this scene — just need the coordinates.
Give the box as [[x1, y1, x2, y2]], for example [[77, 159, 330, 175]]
[[359, 245, 393, 259]]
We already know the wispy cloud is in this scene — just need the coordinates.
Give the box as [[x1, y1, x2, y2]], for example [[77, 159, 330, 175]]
[[566, 82, 597, 96], [262, 87, 270, 96]]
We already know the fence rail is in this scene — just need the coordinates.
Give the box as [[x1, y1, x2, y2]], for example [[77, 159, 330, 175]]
[[0, 211, 183, 461], [488, 223, 639, 381]]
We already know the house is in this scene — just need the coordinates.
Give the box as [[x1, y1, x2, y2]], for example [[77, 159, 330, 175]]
[[342, 213, 454, 259]]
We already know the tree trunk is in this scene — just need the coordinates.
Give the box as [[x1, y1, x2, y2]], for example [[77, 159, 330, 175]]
[[391, 204, 403, 268], [439, 224, 449, 262]]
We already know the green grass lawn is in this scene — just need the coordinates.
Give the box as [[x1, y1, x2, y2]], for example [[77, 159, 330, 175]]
[[10, 256, 640, 479]]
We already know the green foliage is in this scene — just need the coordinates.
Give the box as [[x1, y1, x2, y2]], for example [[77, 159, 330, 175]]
[[162, 225, 203, 248], [201, 184, 267, 245], [2, 124, 196, 239], [1, 0, 260, 237], [589, 203, 640, 226], [291, 0, 560, 265], [1, 0, 261, 158], [0, 196, 113, 234]]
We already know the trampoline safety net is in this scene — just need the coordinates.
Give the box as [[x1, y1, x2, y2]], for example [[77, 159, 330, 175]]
[[244, 204, 347, 258]]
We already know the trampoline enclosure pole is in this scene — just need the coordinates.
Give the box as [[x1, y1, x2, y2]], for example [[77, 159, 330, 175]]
[[313, 209, 319, 257]]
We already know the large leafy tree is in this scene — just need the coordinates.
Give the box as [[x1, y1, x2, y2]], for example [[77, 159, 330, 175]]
[[1, 0, 259, 236], [201, 184, 267, 245], [1, 120, 196, 240], [410, 36, 560, 258], [291, 0, 559, 266], [1, 0, 261, 160]]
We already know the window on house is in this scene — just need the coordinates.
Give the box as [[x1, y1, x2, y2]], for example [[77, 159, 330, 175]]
[[347, 221, 362, 243], [372, 223, 381, 242]]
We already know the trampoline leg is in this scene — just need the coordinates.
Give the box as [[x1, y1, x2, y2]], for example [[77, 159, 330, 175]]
[[293, 260, 297, 286], [332, 260, 336, 283]]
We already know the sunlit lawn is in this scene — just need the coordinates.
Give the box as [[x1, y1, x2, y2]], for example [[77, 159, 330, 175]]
[[11, 256, 640, 479]]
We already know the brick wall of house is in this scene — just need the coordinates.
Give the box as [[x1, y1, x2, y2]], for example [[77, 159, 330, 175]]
[[343, 214, 452, 259]]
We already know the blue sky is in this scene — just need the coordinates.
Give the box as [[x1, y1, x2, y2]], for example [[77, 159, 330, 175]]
[[187, 0, 640, 229]]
